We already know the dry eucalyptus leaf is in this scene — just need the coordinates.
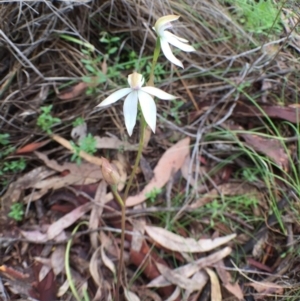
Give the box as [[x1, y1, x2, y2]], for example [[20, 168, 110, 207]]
[[57, 279, 69, 297], [155, 263, 200, 291], [148, 247, 232, 288], [145, 226, 236, 253], [51, 245, 65, 276], [101, 244, 116, 277], [124, 289, 140, 301], [205, 268, 222, 301], [183, 271, 208, 300], [89, 247, 103, 286], [126, 137, 190, 207], [39, 264, 51, 282], [89, 181, 108, 249], [47, 203, 92, 240], [214, 260, 243, 300], [246, 282, 284, 295]]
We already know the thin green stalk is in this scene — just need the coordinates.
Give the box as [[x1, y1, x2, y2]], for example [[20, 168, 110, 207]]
[[65, 221, 89, 301], [124, 115, 146, 201], [112, 187, 125, 301], [148, 38, 161, 86]]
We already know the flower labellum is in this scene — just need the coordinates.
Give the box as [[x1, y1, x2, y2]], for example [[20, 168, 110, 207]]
[[96, 72, 176, 136], [154, 15, 195, 68]]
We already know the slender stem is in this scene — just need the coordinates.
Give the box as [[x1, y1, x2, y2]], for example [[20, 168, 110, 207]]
[[124, 114, 146, 201], [148, 38, 161, 86], [112, 187, 125, 301]]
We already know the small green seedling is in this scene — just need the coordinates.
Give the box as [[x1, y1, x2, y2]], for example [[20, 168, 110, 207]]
[[72, 117, 85, 127], [2, 158, 26, 173], [146, 187, 163, 203], [8, 203, 24, 221], [37, 105, 61, 134], [0, 133, 10, 145], [71, 133, 97, 165]]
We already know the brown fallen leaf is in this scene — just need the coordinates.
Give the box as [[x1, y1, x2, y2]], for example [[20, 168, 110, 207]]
[[181, 155, 207, 192], [0, 167, 56, 217], [205, 268, 222, 301], [47, 202, 92, 239], [124, 289, 140, 301], [214, 260, 244, 300], [240, 133, 289, 170], [89, 246, 103, 287], [145, 226, 236, 253], [57, 82, 88, 100], [147, 247, 232, 288], [50, 245, 66, 276], [189, 182, 260, 209], [89, 181, 108, 249], [16, 140, 50, 154], [246, 281, 284, 295], [155, 263, 202, 291], [126, 137, 190, 207]]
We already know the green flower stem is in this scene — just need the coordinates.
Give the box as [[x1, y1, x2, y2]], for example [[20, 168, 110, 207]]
[[65, 222, 89, 301], [111, 186, 125, 301], [124, 113, 146, 201], [148, 38, 161, 86]]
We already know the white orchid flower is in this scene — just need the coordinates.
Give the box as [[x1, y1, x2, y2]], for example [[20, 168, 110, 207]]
[[96, 72, 176, 136], [154, 15, 195, 68]]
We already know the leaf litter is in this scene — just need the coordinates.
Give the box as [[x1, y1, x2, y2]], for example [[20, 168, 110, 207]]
[[1, 1, 300, 301]]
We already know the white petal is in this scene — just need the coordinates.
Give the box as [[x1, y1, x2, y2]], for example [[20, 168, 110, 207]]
[[140, 87, 176, 100], [160, 38, 183, 68], [96, 88, 132, 107], [123, 91, 138, 136], [163, 30, 189, 43], [155, 15, 180, 34], [138, 90, 157, 133], [164, 31, 195, 52]]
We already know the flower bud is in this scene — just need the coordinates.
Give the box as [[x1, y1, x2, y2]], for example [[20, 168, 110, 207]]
[[101, 157, 120, 186]]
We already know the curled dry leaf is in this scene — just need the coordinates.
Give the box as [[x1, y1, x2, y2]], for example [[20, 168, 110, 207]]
[[148, 247, 232, 288], [165, 287, 180, 301], [39, 265, 51, 282], [89, 247, 103, 286], [47, 203, 92, 240], [246, 282, 284, 295], [205, 268, 222, 301], [190, 182, 260, 209], [50, 245, 66, 276], [57, 82, 88, 100], [126, 137, 190, 207], [155, 262, 205, 291], [89, 181, 107, 249], [1, 167, 55, 212], [21, 228, 67, 243], [145, 225, 236, 253], [124, 289, 140, 301], [57, 279, 69, 298], [101, 244, 116, 277], [214, 260, 243, 300], [183, 271, 208, 300], [181, 155, 207, 192]]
